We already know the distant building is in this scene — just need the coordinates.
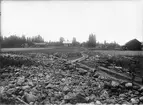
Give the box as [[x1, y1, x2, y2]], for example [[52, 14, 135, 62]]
[[123, 39, 142, 51], [21, 43, 28, 48], [63, 41, 72, 47], [96, 44, 103, 49], [33, 42, 48, 47]]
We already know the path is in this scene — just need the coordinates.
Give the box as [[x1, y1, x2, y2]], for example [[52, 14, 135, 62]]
[[70, 52, 142, 86]]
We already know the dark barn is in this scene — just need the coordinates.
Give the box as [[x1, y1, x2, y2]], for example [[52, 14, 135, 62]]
[[123, 39, 142, 51]]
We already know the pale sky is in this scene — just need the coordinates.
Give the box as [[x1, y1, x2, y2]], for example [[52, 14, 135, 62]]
[[1, 0, 143, 45]]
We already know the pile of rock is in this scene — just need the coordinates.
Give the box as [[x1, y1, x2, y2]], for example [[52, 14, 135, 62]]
[[0, 52, 143, 105]]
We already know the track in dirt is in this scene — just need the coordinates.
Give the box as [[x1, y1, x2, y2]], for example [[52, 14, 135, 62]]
[[76, 52, 142, 86]]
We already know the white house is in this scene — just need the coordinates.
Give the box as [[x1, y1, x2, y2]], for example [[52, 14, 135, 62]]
[[63, 41, 72, 47], [33, 42, 48, 47]]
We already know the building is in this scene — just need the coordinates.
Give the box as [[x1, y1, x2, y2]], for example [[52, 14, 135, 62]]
[[123, 39, 142, 51], [21, 43, 28, 48], [63, 41, 72, 47], [33, 42, 48, 47]]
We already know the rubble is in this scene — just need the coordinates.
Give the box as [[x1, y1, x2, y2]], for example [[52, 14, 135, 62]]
[[0, 52, 143, 105], [125, 83, 132, 88]]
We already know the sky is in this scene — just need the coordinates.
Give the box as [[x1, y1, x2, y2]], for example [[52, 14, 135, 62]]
[[1, 0, 143, 45]]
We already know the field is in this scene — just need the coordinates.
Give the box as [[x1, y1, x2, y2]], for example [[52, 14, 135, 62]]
[[93, 50, 143, 56], [1, 47, 143, 105], [1, 47, 55, 52], [2, 47, 143, 56], [1, 46, 85, 53]]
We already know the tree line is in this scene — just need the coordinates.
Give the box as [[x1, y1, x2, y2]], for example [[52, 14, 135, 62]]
[[0, 34, 120, 49], [0, 35, 44, 48]]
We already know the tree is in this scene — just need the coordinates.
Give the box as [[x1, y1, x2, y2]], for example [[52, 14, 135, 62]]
[[32, 35, 44, 43], [1, 35, 44, 48], [72, 37, 77, 46], [87, 34, 96, 47], [0, 34, 3, 52], [59, 37, 65, 43]]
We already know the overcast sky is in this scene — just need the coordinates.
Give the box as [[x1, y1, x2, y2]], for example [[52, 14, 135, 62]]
[[1, 0, 143, 45]]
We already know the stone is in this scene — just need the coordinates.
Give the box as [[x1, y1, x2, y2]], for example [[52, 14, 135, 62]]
[[6, 88, 16, 95], [24, 92, 37, 103], [119, 94, 126, 98], [45, 84, 54, 89], [31, 87, 38, 95], [8, 83, 15, 88], [22, 85, 30, 90], [38, 73, 43, 77], [64, 94, 71, 100], [65, 104, 72, 105], [131, 98, 139, 104], [46, 74, 50, 80], [94, 74, 99, 78], [105, 99, 116, 104], [139, 96, 143, 102], [76, 103, 94, 105], [15, 72, 20, 77], [134, 91, 139, 95], [17, 76, 25, 85], [139, 86, 143, 92], [122, 102, 132, 105], [125, 83, 132, 88], [63, 86, 70, 92], [133, 86, 140, 90], [111, 81, 119, 87], [29, 102, 34, 105], [0, 86, 5, 96], [95, 100, 102, 105], [28, 80, 34, 87], [19, 90, 24, 96]]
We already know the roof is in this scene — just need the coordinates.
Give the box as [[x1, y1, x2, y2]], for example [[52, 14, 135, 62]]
[[34, 43, 47, 45], [124, 39, 142, 50], [125, 39, 141, 46], [63, 41, 72, 44]]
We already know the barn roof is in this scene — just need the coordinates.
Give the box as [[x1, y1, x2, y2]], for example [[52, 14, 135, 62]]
[[125, 39, 141, 46], [124, 39, 142, 50]]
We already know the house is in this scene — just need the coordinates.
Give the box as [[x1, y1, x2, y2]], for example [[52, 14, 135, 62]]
[[33, 42, 48, 47], [123, 39, 142, 51], [21, 43, 28, 48], [63, 41, 72, 47]]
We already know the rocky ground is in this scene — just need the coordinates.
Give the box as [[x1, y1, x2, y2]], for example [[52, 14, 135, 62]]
[[81, 51, 143, 83], [0, 52, 143, 105]]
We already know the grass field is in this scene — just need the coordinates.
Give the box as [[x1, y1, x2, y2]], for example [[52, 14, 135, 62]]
[[93, 50, 143, 56], [2, 47, 143, 56], [1, 46, 85, 53], [1, 47, 55, 52]]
